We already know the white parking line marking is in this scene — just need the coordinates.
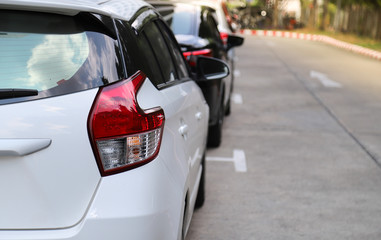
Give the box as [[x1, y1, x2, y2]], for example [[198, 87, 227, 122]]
[[310, 70, 342, 88], [206, 149, 247, 172], [232, 93, 243, 104]]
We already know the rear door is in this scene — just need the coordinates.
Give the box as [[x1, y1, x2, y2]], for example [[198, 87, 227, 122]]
[[155, 20, 209, 198]]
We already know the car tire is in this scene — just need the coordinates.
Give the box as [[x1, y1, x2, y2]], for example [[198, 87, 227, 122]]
[[195, 153, 206, 208], [207, 102, 224, 147]]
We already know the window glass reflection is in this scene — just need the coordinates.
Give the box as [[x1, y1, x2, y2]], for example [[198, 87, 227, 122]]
[[0, 32, 89, 90]]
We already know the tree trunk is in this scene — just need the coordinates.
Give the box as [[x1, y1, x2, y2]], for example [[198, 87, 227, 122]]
[[273, 0, 279, 29], [377, 8, 381, 40], [320, 0, 329, 30], [309, 0, 318, 28], [334, 0, 342, 32], [300, 0, 307, 27], [369, 9, 377, 39], [348, 5, 355, 33]]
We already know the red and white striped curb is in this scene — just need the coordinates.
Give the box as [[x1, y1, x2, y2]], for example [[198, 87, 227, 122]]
[[240, 29, 381, 61]]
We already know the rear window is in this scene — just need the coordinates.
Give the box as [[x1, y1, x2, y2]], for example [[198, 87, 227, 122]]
[[0, 11, 123, 104], [1, 32, 89, 90]]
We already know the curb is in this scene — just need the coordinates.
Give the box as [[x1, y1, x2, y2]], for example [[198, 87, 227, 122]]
[[239, 29, 381, 61]]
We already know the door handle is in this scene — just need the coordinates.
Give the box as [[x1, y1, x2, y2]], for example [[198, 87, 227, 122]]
[[0, 138, 52, 157]]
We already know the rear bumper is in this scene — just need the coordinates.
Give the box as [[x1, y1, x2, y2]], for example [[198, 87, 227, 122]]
[[0, 158, 184, 240]]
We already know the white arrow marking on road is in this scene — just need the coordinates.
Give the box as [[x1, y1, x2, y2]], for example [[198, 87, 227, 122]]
[[310, 70, 342, 88], [206, 149, 247, 172], [232, 93, 243, 104]]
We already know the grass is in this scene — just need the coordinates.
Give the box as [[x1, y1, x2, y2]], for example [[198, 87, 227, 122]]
[[294, 28, 381, 52]]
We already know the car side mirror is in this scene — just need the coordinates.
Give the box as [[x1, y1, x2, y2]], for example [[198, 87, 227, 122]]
[[227, 35, 244, 51], [196, 56, 230, 81]]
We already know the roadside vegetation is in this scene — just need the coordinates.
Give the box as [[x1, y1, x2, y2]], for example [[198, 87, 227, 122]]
[[228, 0, 381, 51]]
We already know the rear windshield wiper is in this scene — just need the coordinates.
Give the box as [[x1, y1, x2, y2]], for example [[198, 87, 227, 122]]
[[0, 88, 38, 100]]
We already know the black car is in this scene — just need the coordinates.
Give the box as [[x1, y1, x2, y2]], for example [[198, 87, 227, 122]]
[[148, 0, 244, 147]]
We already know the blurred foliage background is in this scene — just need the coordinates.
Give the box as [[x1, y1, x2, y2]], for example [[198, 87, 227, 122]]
[[226, 0, 381, 50]]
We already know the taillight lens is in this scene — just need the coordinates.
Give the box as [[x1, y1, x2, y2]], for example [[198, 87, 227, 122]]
[[88, 71, 165, 176], [182, 48, 213, 67], [220, 32, 229, 47]]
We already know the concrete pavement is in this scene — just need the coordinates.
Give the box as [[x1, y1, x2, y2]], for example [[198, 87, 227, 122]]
[[186, 35, 381, 240]]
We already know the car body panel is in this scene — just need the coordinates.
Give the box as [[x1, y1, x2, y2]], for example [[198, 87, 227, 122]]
[[0, 89, 100, 229], [0, 158, 184, 240], [137, 77, 208, 201]]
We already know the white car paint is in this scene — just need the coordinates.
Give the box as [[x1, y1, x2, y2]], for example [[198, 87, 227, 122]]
[[0, 89, 100, 230]]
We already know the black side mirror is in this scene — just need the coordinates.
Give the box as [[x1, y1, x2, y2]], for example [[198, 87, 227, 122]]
[[227, 35, 244, 51], [196, 56, 230, 81]]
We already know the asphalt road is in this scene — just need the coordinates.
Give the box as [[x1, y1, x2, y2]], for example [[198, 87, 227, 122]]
[[186, 35, 381, 240]]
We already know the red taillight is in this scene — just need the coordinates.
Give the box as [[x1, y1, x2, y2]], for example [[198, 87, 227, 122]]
[[88, 71, 165, 176], [183, 49, 213, 58], [220, 32, 229, 47], [183, 49, 213, 67]]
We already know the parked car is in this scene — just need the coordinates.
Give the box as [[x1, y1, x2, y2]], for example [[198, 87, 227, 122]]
[[0, 0, 229, 239], [148, 0, 244, 147], [202, 0, 243, 93], [188, 0, 244, 106]]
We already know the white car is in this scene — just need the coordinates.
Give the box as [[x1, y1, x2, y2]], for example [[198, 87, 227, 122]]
[[0, 0, 229, 239]]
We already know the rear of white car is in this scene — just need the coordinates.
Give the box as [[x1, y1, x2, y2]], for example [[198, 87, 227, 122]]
[[0, 0, 209, 239]]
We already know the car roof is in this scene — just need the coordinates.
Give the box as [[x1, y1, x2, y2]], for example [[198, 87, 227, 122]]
[[0, 0, 151, 21]]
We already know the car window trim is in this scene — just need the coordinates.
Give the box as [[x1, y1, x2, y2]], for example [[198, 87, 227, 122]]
[[113, 18, 129, 79]]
